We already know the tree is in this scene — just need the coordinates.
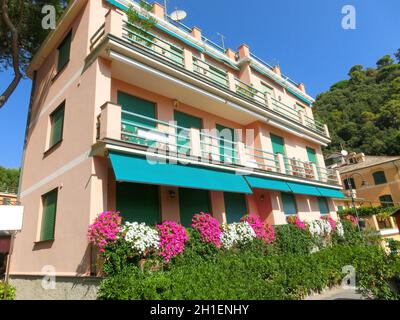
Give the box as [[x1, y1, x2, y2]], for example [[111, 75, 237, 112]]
[[0, 1, 68, 109], [314, 52, 400, 156], [376, 55, 394, 69], [0, 166, 20, 192], [395, 48, 400, 63]]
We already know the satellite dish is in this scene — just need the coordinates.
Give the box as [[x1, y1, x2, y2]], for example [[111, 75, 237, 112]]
[[170, 10, 187, 22], [341, 150, 348, 157]]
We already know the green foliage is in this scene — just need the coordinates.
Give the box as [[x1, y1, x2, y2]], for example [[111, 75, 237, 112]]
[[314, 53, 400, 155], [0, 0, 68, 73], [98, 244, 399, 300], [339, 205, 400, 218], [273, 224, 313, 255], [101, 237, 136, 276], [0, 281, 16, 300], [126, 2, 156, 47], [0, 166, 20, 193]]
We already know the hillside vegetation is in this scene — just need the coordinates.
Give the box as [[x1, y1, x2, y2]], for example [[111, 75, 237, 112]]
[[314, 50, 400, 155]]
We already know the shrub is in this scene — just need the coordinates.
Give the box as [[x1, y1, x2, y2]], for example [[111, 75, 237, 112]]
[[123, 222, 159, 256], [156, 221, 189, 262], [220, 222, 256, 249], [273, 224, 313, 255], [0, 281, 16, 300], [87, 211, 122, 252], [191, 213, 221, 247], [241, 215, 276, 244]]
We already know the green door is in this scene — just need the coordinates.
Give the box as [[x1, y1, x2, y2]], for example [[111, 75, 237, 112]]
[[224, 192, 247, 223], [116, 182, 160, 225], [216, 124, 236, 164], [118, 91, 157, 146], [270, 133, 286, 172], [174, 111, 202, 155], [179, 188, 211, 227], [306, 146, 319, 178]]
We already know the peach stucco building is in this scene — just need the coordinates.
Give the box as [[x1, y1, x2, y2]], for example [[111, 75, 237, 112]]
[[11, 0, 344, 298]]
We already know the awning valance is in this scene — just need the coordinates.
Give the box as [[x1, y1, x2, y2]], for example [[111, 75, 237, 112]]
[[245, 176, 291, 192], [317, 187, 345, 199], [109, 152, 253, 194]]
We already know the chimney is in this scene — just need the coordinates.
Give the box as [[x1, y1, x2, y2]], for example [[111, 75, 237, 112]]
[[298, 83, 305, 92], [152, 2, 165, 19], [273, 65, 281, 76], [225, 48, 236, 61], [191, 27, 202, 41], [237, 44, 250, 60]]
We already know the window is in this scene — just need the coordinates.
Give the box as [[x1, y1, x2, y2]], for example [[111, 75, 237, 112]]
[[49, 102, 65, 148], [216, 124, 237, 164], [57, 31, 72, 72], [40, 189, 58, 241], [379, 195, 394, 207], [373, 171, 387, 185], [224, 192, 247, 223], [343, 178, 356, 190], [281, 192, 297, 215], [317, 197, 330, 215], [261, 83, 274, 97]]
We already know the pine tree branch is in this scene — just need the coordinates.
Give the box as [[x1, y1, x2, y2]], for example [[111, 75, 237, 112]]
[[0, 0, 22, 109]]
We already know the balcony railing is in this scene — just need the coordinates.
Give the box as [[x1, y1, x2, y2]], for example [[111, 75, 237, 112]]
[[94, 13, 330, 138], [100, 105, 340, 186]]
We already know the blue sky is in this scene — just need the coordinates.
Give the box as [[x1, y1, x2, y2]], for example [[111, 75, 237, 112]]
[[0, 0, 399, 168]]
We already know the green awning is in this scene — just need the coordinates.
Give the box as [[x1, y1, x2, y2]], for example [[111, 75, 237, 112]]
[[317, 187, 345, 199], [287, 182, 321, 196], [109, 152, 252, 194], [245, 176, 291, 192]]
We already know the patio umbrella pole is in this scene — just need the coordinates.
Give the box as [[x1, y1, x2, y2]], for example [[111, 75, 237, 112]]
[[3, 231, 16, 300]]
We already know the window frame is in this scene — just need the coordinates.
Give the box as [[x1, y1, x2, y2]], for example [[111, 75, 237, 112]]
[[372, 171, 387, 185], [39, 188, 59, 242], [48, 101, 65, 151], [344, 177, 356, 190], [57, 30, 72, 73]]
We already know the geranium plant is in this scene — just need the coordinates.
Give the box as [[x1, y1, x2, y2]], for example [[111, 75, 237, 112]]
[[241, 215, 276, 244], [87, 211, 122, 252], [157, 221, 189, 262], [191, 213, 222, 247]]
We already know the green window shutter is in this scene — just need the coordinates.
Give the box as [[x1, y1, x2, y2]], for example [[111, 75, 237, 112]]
[[174, 111, 202, 155], [281, 192, 297, 215], [57, 31, 72, 72], [170, 46, 184, 66], [306, 147, 317, 164], [271, 133, 287, 173], [179, 188, 210, 227], [373, 171, 387, 185], [209, 66, 227, 87], [379, 195, 393, 207], [317, 197, 330, 215], [216, 124, 236, 164], [49, 103, 65, 148], [118, 92, 157, 146], [224, 192, 247, 223], [344, 178, 355, 190], [40, 189, 58, 241], [116, 182, 160, 225]]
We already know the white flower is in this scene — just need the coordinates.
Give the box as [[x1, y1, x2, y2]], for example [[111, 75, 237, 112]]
[[220, 222, 256, 249], [123, 222, 159, 255], [336, 221, 344, 238]]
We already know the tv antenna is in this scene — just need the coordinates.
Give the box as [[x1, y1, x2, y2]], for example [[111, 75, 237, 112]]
[[217, 32, 226, 50]]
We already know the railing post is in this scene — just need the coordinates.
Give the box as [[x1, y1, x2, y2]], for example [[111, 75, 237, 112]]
[[276, 153, 286, 174], [236, 141, 247, 166], [227, 72, 236, 92], [265, 94, 273, 110], [324, 124, 330, 138], [183, 48, 193, 72], [105, 8, 123, 38], [189, 128, 201, 158], [298, 110, 306, 126], [311, 163, 319, 181], [100, 102, 122, 140], [335, 170, 342, 185]]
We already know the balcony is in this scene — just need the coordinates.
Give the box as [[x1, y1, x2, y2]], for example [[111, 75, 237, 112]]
[[89, 11, 331, 141], [98, 102, 341, 187]]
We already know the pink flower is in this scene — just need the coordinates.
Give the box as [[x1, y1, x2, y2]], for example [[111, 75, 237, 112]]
[[156, 221, 189, 262], [241, 215, 276, 244], [295, 217, 306, 230], [191, 213, 222, 247], [87, 211, 122, 252]]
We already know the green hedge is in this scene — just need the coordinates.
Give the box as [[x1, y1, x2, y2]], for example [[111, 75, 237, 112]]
[[98, 223, 399, 300], [0, 281, 16, 300]]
